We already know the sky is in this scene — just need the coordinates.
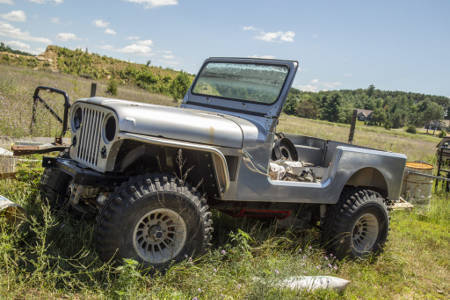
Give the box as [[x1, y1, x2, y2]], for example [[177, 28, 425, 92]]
[[0, 0, 449, 97]]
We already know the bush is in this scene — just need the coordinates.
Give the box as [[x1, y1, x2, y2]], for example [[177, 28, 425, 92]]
[[170, 72, 192, 101], [439, 130, 447, 138], [406, 125, 417, 134], [106, 79, 118, 96]]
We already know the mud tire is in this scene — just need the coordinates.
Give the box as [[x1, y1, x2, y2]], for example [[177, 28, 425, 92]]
[[321, 187, 389, 259], [95, 174, 213, 270], [39, 167, 71, 208]]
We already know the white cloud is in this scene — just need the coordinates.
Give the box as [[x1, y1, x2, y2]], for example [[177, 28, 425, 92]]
[[297, 84, 318, 92], [0, 21, 51, 43], [4, 40, 46, 55], [162, 54, 174, 60], [29, 0, 63, 4], [127, 35, 140, 40], [5, 40, 30, 51], [250, 55, 276, 59], [50, 17, 60, 23], [322, 81, 342, 89], [256, 30, 295, 43], [243, 25, 256, 31], [93, 19, 109, 28], [243, 26, 295, 43], [0, 0, 14, 5], [1, 10, 26, 22], [124, 0, 178, 9], [118, 40, 153, 55], [99, 44, 113, 50], [137, 39, 152, 46], [56, 32, 78, 41], [119, 43, 151, 55], [99, 40, 155, 56], [105, 28, 116, 35], [297, 79, 342, 92]]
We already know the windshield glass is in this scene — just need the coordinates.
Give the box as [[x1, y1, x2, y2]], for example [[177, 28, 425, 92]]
[[192, 62, 289, 104]]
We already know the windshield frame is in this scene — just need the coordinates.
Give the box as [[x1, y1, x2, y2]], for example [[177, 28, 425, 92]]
[[190, 61, 291, 106]]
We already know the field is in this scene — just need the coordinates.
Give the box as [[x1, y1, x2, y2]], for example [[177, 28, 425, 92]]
[[0, 64, 449, 299], [0, 64, 175, 138]]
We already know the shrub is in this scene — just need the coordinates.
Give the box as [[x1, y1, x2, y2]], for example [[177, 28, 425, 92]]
[[439, 130, 447, 138], [106, 79, 118, 96], [170, 72, 192, 101], [406, 125, 417, 134]]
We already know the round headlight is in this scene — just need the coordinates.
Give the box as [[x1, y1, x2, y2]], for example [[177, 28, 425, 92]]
[[73, 108, 82, 130], [104, 115, 116, 142]]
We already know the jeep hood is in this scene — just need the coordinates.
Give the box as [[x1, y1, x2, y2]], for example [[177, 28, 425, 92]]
[[78, 97, 245, 148]]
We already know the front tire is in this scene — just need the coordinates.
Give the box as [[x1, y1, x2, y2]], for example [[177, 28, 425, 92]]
[[321, 188, 389, 259], [39, 167, 71, 208], [95, 174, 213, 270]]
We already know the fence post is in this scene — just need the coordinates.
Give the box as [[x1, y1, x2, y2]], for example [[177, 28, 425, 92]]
[[90, 82, 97, 97], [348, 109, 358, 144]]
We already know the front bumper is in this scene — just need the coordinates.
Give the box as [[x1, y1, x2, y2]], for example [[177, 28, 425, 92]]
[[42, 156, 124, 185]]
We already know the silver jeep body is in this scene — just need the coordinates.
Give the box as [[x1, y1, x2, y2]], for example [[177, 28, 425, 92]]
[[68, 57, 406, 206]]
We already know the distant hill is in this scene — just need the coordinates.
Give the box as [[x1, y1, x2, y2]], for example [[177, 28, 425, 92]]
[[0, 42, 33, 56], [285, 85, 449, 129], [0, 45, 193, 99]]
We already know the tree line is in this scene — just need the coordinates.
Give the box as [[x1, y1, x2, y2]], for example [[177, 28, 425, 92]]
[[284, 85, 449, 130]]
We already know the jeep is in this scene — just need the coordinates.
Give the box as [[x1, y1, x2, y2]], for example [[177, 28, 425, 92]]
[[38, 57, 406, 269]]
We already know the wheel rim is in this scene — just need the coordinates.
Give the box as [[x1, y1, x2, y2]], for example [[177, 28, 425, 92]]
[[351, 213, 379, 252], [132, 208, 187, 264]]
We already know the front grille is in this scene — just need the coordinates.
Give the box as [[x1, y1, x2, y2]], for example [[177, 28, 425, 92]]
[[75, 106, 106, 168]]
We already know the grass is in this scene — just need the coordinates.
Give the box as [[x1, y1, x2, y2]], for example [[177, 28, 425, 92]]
[[278, 114, 441, 162], [0, 160, 448, 299], [0, 64, 174, 138]]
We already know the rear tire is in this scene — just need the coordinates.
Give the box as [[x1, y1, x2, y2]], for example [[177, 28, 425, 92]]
[[95, 174, 213, 270], [321, 187, 389, 259]]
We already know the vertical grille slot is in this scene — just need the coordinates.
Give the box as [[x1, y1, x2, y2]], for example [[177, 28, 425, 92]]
[[74, 105, 106, 168]]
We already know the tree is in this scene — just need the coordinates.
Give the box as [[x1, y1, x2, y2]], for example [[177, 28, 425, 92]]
[[106, 79, 118, 96], [169, 72, 192, 101], [321, 93, 342, 122], [283, 92, 298, 115], [296, 97, 319, 119], [146, 60, 151, 67], [368, 108, 386, 126], [367, 84, 375, 97], [422, 101, 444, 134]]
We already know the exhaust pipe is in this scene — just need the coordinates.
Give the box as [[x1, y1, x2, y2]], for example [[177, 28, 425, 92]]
[[0, 195, 26, 227]]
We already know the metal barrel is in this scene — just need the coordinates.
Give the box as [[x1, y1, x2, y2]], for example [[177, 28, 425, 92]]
[[0, 195, 26, 227], [402, 162, 433, 204]]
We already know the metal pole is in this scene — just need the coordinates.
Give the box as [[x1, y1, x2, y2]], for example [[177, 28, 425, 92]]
[[90, 82, 97, 97], [348, 109, 357, 144]]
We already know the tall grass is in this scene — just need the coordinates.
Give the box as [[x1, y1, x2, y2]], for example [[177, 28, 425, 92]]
[[0, 159, 448, 298], [0, 65, 174, 138]]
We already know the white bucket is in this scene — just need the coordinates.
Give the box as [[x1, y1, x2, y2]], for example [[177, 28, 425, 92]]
[[402, 162, 433, 205]]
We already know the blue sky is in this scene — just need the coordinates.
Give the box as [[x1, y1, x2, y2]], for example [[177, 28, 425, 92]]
[[0, 0, 449, 97]]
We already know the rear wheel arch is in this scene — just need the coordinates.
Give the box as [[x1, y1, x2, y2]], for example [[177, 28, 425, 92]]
[[345, 167, 389, 198]]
